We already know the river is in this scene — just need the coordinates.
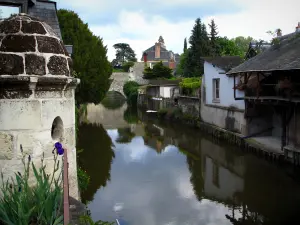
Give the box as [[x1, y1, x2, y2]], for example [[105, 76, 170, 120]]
[[77, 101, 300, 225]]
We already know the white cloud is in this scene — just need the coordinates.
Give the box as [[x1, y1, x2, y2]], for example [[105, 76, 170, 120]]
[[80, 0, 299, 61]]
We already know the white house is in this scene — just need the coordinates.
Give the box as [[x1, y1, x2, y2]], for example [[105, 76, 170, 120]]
[[201, 56, 247, 134]]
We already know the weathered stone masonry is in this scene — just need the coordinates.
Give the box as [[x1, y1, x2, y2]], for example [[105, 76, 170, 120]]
[[0, 14, 80, 200]]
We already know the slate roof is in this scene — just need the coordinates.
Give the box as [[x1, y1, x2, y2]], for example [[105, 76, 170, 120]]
[[141, 45, 171, 61], [228, 32, 300, 74], [202, 56, 243, 72]]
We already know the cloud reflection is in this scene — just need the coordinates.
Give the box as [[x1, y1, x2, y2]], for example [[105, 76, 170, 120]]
[[88, 129, 235, 225]]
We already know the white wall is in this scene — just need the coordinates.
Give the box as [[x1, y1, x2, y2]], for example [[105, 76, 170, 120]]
[[204, 157, 244, 202], [203, 62, 244, 110], [159, 86, 172, 98], [201, 62, 247, 134]]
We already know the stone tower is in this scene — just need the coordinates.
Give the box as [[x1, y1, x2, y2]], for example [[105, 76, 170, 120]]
[[0, 14, 80, 199]]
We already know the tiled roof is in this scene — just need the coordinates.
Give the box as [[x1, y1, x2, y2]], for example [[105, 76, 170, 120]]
[[228, 32, 300, 74], [202, 56, 243, 72]]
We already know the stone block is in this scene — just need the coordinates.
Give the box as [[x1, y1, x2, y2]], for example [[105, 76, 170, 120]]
[[0, 35, 36, 52], [25, 54, 46, 75], [0, 19, 20, 34], [64, 90, 73, 98], [35, 91, 63, 99], [21, 21, 46, 35], [63, 127, 75, 150], [0, 54, 24, 75], [37, 36, 64, 54], [0, 132, 13, 160], [16, 132, 35, 159], [41, 99, 75, 129], [0, 100, 42, 130], [47, 56, 69, 76]]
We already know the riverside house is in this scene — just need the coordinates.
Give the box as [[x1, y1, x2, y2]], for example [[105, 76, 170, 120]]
[[201, 56, 246, 134], [227, 24, 300, 161]]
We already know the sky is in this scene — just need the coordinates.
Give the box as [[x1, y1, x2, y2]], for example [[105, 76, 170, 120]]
[[58, 0, 300, 61]]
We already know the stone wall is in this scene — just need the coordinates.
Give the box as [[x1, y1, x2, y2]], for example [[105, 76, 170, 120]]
[[201, 101, 246, 134], [0, 14, 79, 200], [109, 72, 130, 96], [178, 96, 201, 118]]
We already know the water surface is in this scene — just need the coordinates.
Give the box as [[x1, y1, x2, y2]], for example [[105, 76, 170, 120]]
[[78, 102, 300, 225]]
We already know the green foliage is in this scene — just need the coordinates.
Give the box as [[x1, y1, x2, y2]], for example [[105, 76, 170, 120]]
[[216, 37, 244, 57], [0, 152, 63, 225], [180, 77, 201, 89], [113, 43, 137, 64], [57, 9, 112, 104], [208, 19, 220, 56], [185, 18, 211, 77], [231, 36, 254, 55], [183, 38, 187, 53], [143, 61, 173, 79], [78, 167, 90, 192], [122, 61, 135, 72], [123, 81, 139, 105], [123, 106, 139, 124], [176, 50, 188, 76], [80, 215, 115, 225]]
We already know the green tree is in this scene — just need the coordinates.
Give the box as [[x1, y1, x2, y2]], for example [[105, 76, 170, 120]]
[[185, 18, 210, 77], [232, 36, 254, 57], [176, 50, 188, 76], [143, 61, 173, 79], [113, 43, 137, 64], [183, 37, 187, 53], [217, 37, 244, 57], [57, 9, 112, 104], [208, 19, 220, 56]]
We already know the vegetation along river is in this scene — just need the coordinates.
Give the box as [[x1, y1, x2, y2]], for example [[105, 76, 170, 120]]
[[77, 96, 300, 225]]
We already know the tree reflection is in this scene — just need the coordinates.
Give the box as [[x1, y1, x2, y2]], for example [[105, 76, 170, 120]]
[[77, 123, 115, 203], [123, 106, 139, 124], [116, 128, 135, 143], [186, 156, 204, 201]]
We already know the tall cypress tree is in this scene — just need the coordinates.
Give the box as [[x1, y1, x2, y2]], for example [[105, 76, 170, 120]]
[[183, 38, 187, 53], [208, 19, 220, 56]]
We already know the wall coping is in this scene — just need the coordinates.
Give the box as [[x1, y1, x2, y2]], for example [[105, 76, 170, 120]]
[[204, 103, 244, 113]]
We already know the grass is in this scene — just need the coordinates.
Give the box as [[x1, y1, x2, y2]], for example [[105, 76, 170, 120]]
[[0, 150, 63, 225], [112, 68, 123, 72]]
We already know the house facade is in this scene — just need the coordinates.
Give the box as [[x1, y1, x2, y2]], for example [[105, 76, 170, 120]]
[[201, 56, 246, 134], [141, 36, 180, 70], [227, 25, 300, 159]]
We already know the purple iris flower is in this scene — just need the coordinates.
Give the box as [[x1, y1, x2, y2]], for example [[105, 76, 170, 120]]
[[54, 142, 64, 155]]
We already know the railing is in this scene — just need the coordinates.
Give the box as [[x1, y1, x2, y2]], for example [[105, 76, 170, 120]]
[[63, 149, 70, 225]]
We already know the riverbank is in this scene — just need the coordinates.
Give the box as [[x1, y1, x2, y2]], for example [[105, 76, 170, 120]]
[[138, 104, 292, 166]]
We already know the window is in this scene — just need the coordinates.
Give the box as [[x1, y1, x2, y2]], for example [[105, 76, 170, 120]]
[[0, 5, 21, 19], [213, 78, 220, 102]]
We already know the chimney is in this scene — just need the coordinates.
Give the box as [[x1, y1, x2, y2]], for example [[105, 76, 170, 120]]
[[276, 29, 282, 37], [296, 22, 300, 32], [155, 42, 161, 58]]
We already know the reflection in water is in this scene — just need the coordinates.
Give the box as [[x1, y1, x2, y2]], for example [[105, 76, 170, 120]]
[[78, 104, 300, 224], [101, 92, 126, 110], [77, 123, 115, 203]]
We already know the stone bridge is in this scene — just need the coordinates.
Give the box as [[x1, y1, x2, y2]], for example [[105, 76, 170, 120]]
[[109, 62, 149, 97]]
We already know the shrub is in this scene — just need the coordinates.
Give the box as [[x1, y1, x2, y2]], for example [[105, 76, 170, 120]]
[[143, 61, 173, 79], [0, 150, 63, 225], [123, 81, 139, 105], [180, 77, 202, 96], [122, 61, 135, 72], [78, 167, 90, 192]]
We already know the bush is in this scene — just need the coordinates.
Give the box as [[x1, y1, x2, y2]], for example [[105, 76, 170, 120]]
[[123, 81, 139, 105], [78, 167, 90, 192], [143, 61, 173, 79], [180, 77, 202, 96], [0, 151, 63, 225], [122, 61, 135, 72]]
